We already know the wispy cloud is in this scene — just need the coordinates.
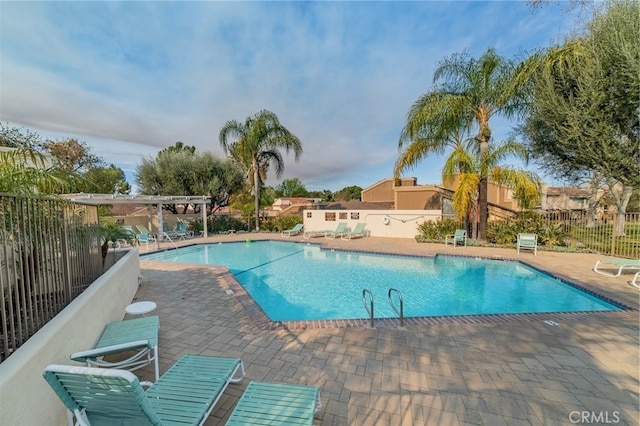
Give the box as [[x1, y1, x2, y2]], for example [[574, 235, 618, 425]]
[[1, 1, 581, 191]]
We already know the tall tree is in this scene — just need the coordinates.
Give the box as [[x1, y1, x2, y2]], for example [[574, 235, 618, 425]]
[[520, 0, 639, 235], [44, 138, 130, 195], [0, 125, 130, 195], [44, 138, 101, 173], [442, 141, 541, 237], [275, 178, 309, 197], [81, 164, 131, 195], [0, 123, 44, 150], [219, 110, 302, 231], [334, 186, 362, 202], [399, 49, 529, 240], [136, 149, 243, 214], [159, 141, 196, 156]]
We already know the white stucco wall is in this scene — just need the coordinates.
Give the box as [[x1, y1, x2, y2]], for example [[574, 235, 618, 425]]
[[303, 209, 441, 239], [0, 249, 140, 426]]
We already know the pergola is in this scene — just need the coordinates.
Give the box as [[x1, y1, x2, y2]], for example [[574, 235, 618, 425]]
[[60, 193, 211, 246]]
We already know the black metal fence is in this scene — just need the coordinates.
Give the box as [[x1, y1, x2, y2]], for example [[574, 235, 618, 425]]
[[537, 211, 640, 258], [423, 210, 639, 258], [0, 194, 102, 362]]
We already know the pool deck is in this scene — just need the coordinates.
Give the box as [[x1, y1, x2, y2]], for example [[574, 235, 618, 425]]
[[134, 233, 639, 425]]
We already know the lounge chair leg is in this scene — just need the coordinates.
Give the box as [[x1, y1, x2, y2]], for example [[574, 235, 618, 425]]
[[229, 360, 246, 384]]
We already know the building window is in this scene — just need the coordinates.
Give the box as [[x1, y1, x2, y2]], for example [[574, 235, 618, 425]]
[[306, 211, 312, 218], [339, 212, 347, 220], [325, 212, 336, 221], [350, 212, 360, 220]]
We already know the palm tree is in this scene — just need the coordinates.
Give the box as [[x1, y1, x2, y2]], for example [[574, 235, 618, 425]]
[[99, 221, 134, 268], [442, 141, 541, 238], [0, 148, 69, 195], [398, 48, 529, 240], [396, 123, 478, 231], [219, 110, 302, 231]]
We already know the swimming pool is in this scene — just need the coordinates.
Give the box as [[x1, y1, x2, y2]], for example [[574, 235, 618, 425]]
[[143, 241, 621, 321]]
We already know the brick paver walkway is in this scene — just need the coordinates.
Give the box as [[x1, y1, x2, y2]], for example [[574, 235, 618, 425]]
[[133, 234, 639, 425]]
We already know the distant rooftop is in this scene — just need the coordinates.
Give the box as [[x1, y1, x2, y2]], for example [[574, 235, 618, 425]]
[[60, 193, 211, 206], [546, 187, 592, 197], [319, 201, 394, 210]]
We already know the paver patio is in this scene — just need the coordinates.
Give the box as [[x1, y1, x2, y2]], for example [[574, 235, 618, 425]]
[[132, 234, 639, 425]]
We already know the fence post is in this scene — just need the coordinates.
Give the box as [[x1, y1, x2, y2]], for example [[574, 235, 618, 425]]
[[60, 209, 72, 302]]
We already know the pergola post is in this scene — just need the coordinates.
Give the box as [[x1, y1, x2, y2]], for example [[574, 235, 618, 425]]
[[157, 203, 163, 248], [202, 204, 207, 238]]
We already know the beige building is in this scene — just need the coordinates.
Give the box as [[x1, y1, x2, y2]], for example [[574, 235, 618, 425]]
[[361, 177, 520, 221], [540, 185, 592, 211], [263, 197, 321, 217]]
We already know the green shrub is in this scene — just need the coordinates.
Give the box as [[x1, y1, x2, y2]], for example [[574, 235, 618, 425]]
[[262, 215, 303, 232], [486, 212, 568, 247], [538, 222, 568, 247], [416, 219, 460, 240], [486, 221, 519, 245], [515, 211, 547, 234], [189, 215, 249, 234]]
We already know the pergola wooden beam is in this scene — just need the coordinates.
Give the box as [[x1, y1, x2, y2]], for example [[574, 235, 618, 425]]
[[60, 194, 212, 244]]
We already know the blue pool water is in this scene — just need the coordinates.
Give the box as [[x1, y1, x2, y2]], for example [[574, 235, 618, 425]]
[[143, 241, 620, 321]]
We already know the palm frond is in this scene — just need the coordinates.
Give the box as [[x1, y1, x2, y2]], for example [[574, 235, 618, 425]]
[[451, 173, 480, 219]]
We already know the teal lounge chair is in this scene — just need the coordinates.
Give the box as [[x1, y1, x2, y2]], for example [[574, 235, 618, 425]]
[[323, 222, 348, 239], [135, 225, 157, 248], [44, 354, 245, 426], [303, 222, 345, 239], [175, 221, 192, 239], [303, 228, 328, 239], [281, 223, 304, 237], [593, 257, 640, 277], [226, 381, 321, 426], [163, 222, 179, 239], [136, 232, 156, 249], [340, 223, 367, 240], [70, 315, 160, 383], [445, 229, 467, 247], [123, 225, 138, 245], [517, 233, 537, 256], [136, 224, 157, 239]]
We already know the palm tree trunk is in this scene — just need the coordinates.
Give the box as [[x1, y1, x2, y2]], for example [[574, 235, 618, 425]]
[[479, 177, 488, 240], [478, 137, 490, 241], [472, 199, 479, 239], [253, 167, 261, 231]]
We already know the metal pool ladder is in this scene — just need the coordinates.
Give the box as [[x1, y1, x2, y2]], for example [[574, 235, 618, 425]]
[[362, 288, 405, 328], [388, 288, 404, 327], [362, 289, 374, 328]]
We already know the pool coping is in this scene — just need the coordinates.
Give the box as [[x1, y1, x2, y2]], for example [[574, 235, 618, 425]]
[[142, 239, 638, 330]]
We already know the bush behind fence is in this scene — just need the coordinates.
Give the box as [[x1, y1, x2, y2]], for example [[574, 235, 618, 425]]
[[418, 211, 640, 258], [0, 194, 102, 362]]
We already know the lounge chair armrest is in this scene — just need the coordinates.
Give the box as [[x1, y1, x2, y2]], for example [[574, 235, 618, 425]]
[[70, 340, 150, 362]]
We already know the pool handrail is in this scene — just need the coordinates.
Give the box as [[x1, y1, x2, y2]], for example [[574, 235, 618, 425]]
[[362, 289, 374, 328], [388, 288, 404, 327]]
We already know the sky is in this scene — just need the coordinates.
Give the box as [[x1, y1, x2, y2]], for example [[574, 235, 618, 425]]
[[0, 1, 588, 193]]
